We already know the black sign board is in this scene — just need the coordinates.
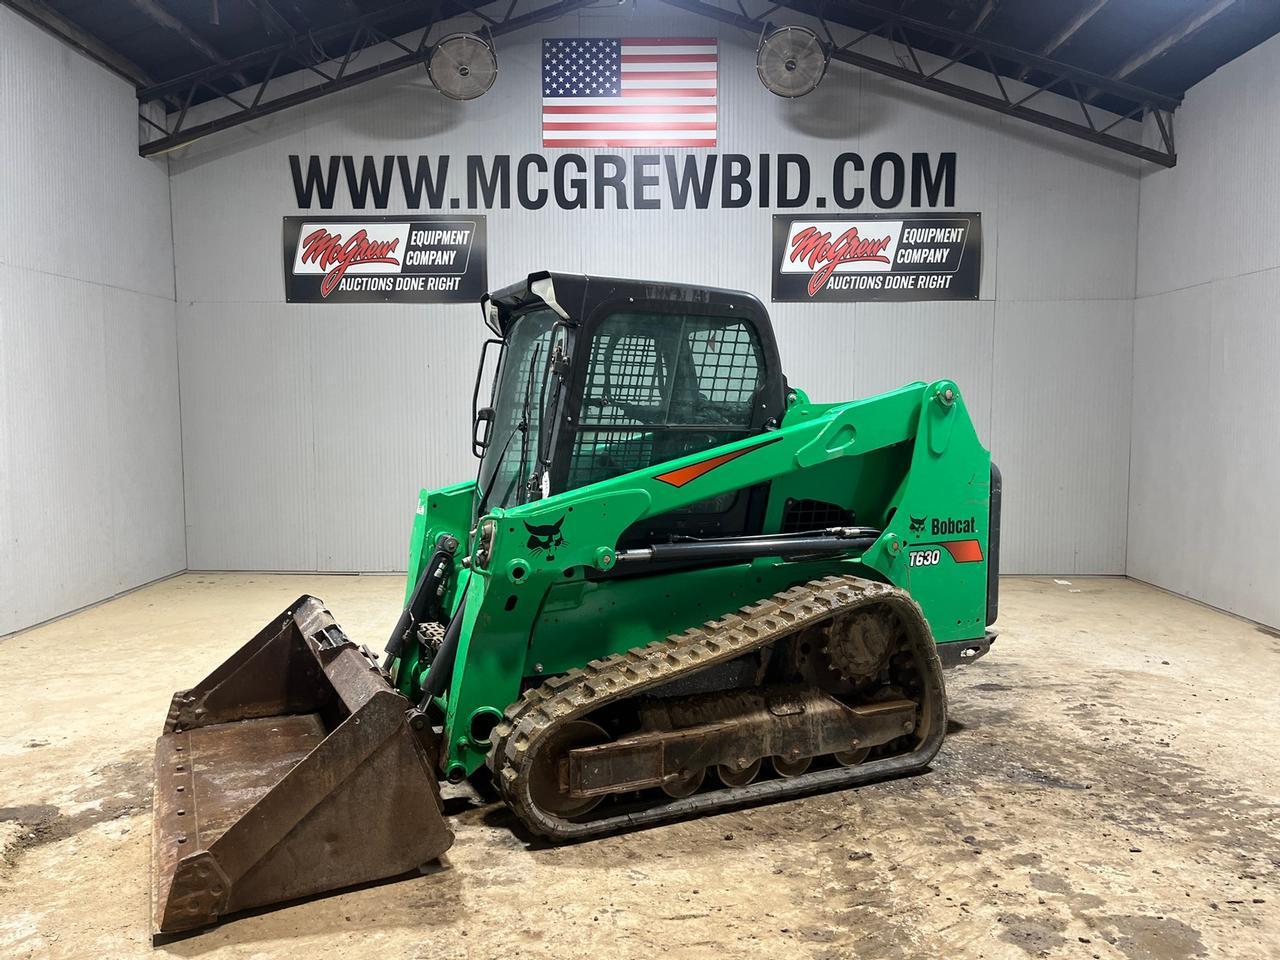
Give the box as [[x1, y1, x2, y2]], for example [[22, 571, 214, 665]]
[[282, 216, 487, 303], [772, 213, 981, 302]]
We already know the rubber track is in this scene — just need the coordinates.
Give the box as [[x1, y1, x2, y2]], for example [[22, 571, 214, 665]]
[[488, 574, 947, 841]]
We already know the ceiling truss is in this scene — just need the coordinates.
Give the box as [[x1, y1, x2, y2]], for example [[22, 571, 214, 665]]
[[132, 0, 1179, 165]]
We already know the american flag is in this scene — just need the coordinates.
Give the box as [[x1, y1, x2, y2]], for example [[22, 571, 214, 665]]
[[542, 37, 717, 148]]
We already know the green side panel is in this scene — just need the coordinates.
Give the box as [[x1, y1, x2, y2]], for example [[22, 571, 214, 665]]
[[763, 442, 914, 531], [869, 381, 991, 643], [404, 479, 475, 600]]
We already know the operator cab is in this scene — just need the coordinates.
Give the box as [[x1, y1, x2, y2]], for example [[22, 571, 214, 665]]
[[473, 272, 787, 543]]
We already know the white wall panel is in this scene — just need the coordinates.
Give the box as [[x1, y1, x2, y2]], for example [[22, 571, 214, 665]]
[[178, 302, 321, 571], [992, 299, 1133, 575], [1138, 33, 1280, 298], [0, 279, 10, 633], [1, 267, 110, 629], [1131, 31, 1280, 627], [168, 7, 1142, 574], [0, 268, 183, 633], [101, 286, 186, 587], [0, 10, 174, 301], [178, 301, 488, 571], [1130, 275, 1280, 628], [1128, 285, 1213, 603], [1202, 271, 1280, 626], [996, 132, 1139, 303], [308, 307, 486, 570], [0, 8, 183, 635]]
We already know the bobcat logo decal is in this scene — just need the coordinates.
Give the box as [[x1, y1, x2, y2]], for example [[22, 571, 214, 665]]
[[909, 515, 927, 535], [524, 516, 567, 561]]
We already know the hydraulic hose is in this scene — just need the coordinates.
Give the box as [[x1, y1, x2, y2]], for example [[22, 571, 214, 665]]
[[614, 528, 880, 567], [383, 537, 457, 667], [419, 580, 470, 705]]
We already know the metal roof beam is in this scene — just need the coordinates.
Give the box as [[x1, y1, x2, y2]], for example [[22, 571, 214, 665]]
[[1016, 0, 1109, 81], [241, 0, 299, 39], [967, 0, 998, 33], [947, 0, 998, 57], [1083, 0, 1240, 104], [1041, 0, 1110, 58], [1110, 0, 1240, 81], [125, 0, 250, 88], [1, 0, 155, 85]]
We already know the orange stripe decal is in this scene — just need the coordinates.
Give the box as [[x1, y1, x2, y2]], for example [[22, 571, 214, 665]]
[[941, 539, 984, 563], [654, 437, 780, 488]]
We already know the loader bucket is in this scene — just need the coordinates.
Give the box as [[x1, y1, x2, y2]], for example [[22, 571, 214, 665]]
[[150, 596, 453, 937]]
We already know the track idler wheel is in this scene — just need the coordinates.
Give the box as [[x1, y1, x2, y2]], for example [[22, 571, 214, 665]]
[[662, 767, 706, 798], [528, 720, 608, 819], [835, 746, 872, 766], [717, 758, 762, 787], [771, 754, 812, 778]]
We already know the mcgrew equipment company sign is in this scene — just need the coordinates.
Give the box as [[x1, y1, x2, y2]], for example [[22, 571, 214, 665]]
[[772, 213, 981, 302], [282, 216, 487, 303]]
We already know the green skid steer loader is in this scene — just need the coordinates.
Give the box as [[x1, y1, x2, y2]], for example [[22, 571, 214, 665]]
[[151, 272, 1000, 935]]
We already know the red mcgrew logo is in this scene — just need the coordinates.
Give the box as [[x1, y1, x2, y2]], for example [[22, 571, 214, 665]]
[[298, 228, 402, 298], [788, 225, 895, 297]]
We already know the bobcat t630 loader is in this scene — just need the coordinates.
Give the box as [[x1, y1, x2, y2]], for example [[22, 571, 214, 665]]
[[151, 273, 1000, 935]]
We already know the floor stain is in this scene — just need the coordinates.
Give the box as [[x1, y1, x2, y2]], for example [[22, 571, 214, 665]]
[[1096, 913, 1207, 960], [996, 911, 1071, 956], [0, 750, 150, 871]]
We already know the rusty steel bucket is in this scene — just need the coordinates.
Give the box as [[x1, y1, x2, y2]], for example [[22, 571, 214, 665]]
[[150, 596, 453, 937]]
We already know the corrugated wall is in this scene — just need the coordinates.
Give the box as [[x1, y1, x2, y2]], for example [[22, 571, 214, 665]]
[[1132, 31, 1280, 628], [0, 8, 185, 635], [168, 7, 1140, 575]]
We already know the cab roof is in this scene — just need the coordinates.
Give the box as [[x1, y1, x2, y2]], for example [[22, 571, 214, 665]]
[[481, 272, 770, 338]]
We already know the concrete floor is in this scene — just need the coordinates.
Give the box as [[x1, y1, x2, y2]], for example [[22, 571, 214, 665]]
[[1, 574, 1277, 960]]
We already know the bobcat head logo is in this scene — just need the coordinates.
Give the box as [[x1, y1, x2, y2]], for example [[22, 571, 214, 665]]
[[524, 516, 567, 560], [909, 515, 927, 535]]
